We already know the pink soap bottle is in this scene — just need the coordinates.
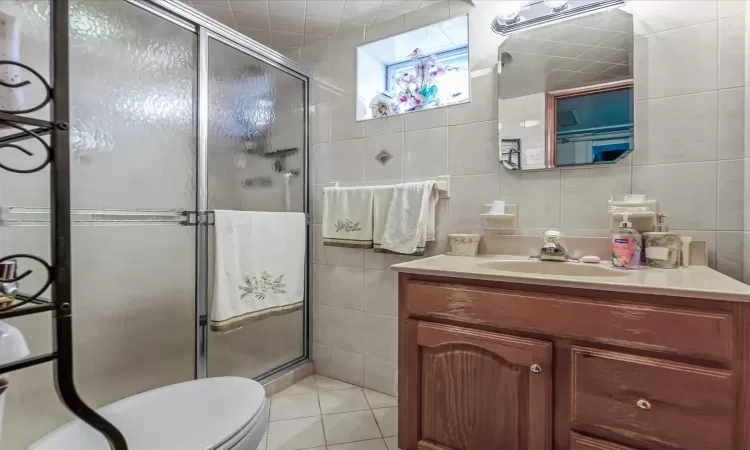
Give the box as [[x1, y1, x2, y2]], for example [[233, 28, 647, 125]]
[[611, 214, 642, 270]]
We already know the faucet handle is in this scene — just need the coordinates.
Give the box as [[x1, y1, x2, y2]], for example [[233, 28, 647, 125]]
[[543, 230, 563, 244]]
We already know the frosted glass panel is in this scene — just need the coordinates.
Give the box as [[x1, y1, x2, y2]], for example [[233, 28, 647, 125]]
[[206, 38, 305, 378], [0, 1, 197, 447]]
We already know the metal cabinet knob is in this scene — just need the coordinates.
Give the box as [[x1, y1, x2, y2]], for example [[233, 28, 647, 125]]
[[530, 364, 542, 373], [636, 399, 652, 410]]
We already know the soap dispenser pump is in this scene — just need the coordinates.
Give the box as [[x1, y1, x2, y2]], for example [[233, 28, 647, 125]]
[[611, 214, 642, 269]]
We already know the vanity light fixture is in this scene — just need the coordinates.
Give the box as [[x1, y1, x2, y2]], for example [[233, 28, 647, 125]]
[[492, 0, 627, 35]]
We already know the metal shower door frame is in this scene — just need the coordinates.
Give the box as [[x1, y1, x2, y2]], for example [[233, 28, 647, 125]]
[[131, 0, 313, 381]]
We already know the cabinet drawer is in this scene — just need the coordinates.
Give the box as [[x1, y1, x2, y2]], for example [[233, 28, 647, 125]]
[[405, 281, 732, 363], [570, 433, 636, 450], [571, 348, 733, 450]]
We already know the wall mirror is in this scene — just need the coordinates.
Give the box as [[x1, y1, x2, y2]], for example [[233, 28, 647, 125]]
[[356, 15, 469, 121], [496, 6, 634, 171]]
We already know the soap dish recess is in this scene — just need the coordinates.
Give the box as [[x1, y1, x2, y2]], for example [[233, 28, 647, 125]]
[[481, 204, 518, 231]]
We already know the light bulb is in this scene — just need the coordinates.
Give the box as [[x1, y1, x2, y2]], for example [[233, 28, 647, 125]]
[[496, 1, 529, 24], [544, 0, 569, 12]]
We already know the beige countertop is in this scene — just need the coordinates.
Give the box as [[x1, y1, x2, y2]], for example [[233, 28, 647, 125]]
[[392, 254, 750, 302]]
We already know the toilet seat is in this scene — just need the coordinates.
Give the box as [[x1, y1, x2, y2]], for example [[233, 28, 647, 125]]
[[30, 377, 267, 450]]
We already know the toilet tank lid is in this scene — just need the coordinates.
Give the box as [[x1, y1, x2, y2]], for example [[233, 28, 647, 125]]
[[30, 377, 266, 450]]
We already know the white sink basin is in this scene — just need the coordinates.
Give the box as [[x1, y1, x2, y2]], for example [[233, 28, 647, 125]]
[[477, 260, 630, 278]]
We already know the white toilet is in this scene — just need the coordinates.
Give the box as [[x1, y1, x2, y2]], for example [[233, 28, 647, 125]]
[[30, 376, 269, 450]]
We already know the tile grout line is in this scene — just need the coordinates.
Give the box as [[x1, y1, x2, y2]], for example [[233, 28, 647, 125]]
[[314, 376, 329, 449]]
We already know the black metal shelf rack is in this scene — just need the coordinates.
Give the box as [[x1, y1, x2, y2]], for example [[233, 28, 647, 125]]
[[0, 1, 127, 448]]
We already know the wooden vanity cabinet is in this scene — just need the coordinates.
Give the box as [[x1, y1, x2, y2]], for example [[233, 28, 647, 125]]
[[397, 273, 750, 450]]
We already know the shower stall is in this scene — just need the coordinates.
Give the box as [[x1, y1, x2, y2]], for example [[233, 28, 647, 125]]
[[0, 0, 310, 447]]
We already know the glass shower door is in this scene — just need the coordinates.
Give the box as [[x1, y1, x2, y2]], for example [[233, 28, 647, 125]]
[[205, 35, 307, 379], [0, 1, 198, 447]]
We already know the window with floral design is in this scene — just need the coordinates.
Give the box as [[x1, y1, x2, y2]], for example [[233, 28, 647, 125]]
[[356, 14, 469, 121]]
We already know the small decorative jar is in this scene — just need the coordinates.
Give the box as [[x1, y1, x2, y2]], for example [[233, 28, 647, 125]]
[[448, 234, 481, 257]]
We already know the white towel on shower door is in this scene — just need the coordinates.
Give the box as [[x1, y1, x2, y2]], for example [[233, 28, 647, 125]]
[[211, 210, 305, 333]]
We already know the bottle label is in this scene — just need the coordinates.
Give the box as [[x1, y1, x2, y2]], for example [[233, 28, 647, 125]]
[[612, 236, 638, 268], [645, 246, 669, 261]]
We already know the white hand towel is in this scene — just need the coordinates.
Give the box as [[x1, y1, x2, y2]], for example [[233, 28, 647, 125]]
[[381, 181, 438, 255], [372, 185, 396, 252], [211, 210, 305, 333], [323, 186, 374, 248]]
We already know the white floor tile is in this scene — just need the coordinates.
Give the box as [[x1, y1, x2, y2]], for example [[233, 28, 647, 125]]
[[267, 416, 326, 450], [315, 375, 358, 391], [383, 436, 399, 450], [319, 387, 370, 414], [328, 438, 388, 450], [372, 407, 398, 437], [363, 389, 398, 409], [322, 410, 383, 445], [270, 393, 322, 421], [275, 377, 318, 397]]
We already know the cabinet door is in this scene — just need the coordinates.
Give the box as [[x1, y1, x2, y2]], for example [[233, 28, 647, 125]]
[[399, 320, 553, 450], [570, 433, 637, 450]]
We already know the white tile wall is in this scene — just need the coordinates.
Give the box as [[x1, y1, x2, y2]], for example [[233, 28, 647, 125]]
[[304, 0, 749, 392]]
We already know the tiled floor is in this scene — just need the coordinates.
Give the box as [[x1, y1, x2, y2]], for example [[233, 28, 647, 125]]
[[259, 375, 399, 450]]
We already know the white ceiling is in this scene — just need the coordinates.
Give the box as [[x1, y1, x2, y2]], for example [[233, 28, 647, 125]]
[[360, 14, 467, 65], [178, 0, 449, 57]]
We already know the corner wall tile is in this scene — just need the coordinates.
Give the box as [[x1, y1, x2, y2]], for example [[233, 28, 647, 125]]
[[448, 68, 498, 125], [560, 166, 632, 230], [719, 87, 745, 160], [329, 266, 366, 311], [328, 307, 368, 354], [364, 115, 404, 136], [633, 21, 718, 100], [447, 174, 501, 232], [630, 0, 717, 35], [330, 99, 365, 141], [364, 269, 398, 317], [403, 127, 449, 178], [312, 344, 331, 377], [744, 232, 750, 283], [364, 313, 398, 362], [328, 347, 365, 386], [717, 231, 744, 280], [448, 120, 499, 176], [364, 357, 397, 397], [746, 159, 750, 231], [311, 143, 332, 184], [314, 263, 331, 306], [364, 133, 404, 181], [718, 160, 744, 230], [499, 170, 561, 229], [312, 103, 331, 145], [718, 14, 745, 89], [633, 91, 718, 165], [633, 162, 718, 230], [719, 0, 745, 18], [330, 138, 365, 182], [468, 3, 507, 70], [404, 108, 449, 131]]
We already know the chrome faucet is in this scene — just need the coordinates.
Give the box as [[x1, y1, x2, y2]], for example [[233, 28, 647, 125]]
[[532, 231, 575, 262]]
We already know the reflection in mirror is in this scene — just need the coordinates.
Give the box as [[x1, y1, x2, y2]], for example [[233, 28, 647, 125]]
[[356, 15, 469, 122], [496, 7, 633, 170]]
